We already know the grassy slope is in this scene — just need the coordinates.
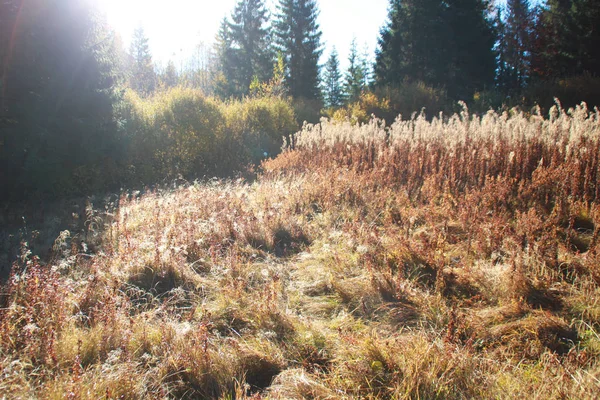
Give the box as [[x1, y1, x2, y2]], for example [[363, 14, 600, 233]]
[[2, 104, 600, 399]]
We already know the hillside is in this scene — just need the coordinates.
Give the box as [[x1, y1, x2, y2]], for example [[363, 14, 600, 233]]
[[1, 103, 600, 399]]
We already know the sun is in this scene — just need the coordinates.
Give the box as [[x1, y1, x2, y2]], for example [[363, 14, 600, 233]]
[[93, 0, 236, 64]]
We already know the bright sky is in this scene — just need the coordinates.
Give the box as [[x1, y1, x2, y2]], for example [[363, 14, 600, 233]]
[[96, 0, 390, 71]]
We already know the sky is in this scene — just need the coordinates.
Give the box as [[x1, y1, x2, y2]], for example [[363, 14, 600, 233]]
[[95, 0, 391, 71]]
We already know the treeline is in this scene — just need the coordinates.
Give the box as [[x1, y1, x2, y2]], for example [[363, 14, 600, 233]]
[[137, 0, 600, 119], [211, 0, 600, 117], [1, 0, 599, 202], [364, 0, 600, 120], [126, 0, 370, 120]]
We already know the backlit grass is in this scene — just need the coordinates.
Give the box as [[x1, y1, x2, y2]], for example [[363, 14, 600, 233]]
[[2, 103, 600, 398]]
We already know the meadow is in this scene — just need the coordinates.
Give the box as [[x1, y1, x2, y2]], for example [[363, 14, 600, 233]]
[[1, 102, 600, 399]]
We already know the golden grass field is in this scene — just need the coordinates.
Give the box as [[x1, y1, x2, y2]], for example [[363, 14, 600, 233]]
[[2, 103, 600, 399]]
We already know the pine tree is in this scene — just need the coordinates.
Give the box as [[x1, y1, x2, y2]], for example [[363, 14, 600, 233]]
[[130, 26, 156, 94], [496, 0, 535, 93], [323, 48, 344, 108], [344, 38, 366, 102], [274, 0, 323, 101], [227, 0, 274, 97]]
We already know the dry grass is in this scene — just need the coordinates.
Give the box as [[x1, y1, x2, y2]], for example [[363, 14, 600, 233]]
[[2, 102, 600, 398]]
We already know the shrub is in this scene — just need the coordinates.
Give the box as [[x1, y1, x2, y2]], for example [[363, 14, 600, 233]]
[[291, 97, 322, 125], [526, 74, 600, 112], [120, 87, 224, 182], [119, 87, 298, 185], [220, 95, 298, 164], [332, 81, 452, 125]]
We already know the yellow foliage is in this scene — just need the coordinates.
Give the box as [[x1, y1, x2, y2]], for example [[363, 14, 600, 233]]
[[119, 86, 297, 182]]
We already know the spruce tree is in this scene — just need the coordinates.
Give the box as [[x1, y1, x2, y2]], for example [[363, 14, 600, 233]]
[[530, 0, 570, 79], [323, 48, 344, 108], [162, 60, 179, 88], [227, 0, 274, 97], [214, 18, 237, 98], [444, 0, 496, 99], [532, 0, 600, 78], [130, 26, 156, 94], [568, 0, 600, 76], [274, 0, 323, 100], [375, 0, 445, 88], [375, 0, 495, 100], [359, 45, 372, 89], [496, 0, 535, 93], [0, 0, 122, 199], [345, 38, 366, 103]]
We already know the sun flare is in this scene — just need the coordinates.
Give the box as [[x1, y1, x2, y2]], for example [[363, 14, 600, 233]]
[[94, 0, 235, 64]]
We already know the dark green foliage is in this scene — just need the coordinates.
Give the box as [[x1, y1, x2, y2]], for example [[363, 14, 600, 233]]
[[0, 0, 122, 201], [532, 0, 600, 79], [323, 48, 344, 108], [375, 0, 496, 100], [443, 0, 497, 100], [369, 82, 451, 123], [375, 0, 431, 88], [525, 73, 600, 110], [274, 0, 323, 102], [496, 0, 535, 93], [344, 38, 368, 103], [229, 0, 274, 97], [516, 0, 600, 109], [215, 0, 273, 99]]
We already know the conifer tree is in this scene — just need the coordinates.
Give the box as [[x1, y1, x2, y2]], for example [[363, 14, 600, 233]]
[[532, 0, 600, 78], [130, 26, 156, 94], [444, 0, 496, 99], [162, 60, 179, 88], [375, 0, 444, 88], [250, 52, 288, 97], [0, 0, 122, 199], [344, 38, 366, 102], [227, 0, 274, 97], [360, 45, 372, 89], [274, 0, 323, 100], [530, 0, 570, 79], [496, 0, 535, 93], [323, 48, 344, 108], [214, 18, 237, 98], [567, 0, 600, 76], [375, 0, 495, 100]]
